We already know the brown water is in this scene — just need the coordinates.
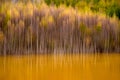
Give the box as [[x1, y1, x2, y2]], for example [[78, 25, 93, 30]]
[[0, 54, 120, 80]]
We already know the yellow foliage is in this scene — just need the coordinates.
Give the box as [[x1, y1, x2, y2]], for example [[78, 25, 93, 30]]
[[98, 20, 102, 25], [40, 15, 54, 28], [22, 2, 34, 17], [39, 3, 50, 16], [97, 13, 106, 21], [48, 16, 54, 24], [6, 9, 11, 18], [58, 7, 75, 25], [15, 2, 24, 10], [19, 20, 25, 29], [75, 1, 87, 12], [7, 20, 12, 27], [12, 8, 20, 18], [40, 17, 47, 28]]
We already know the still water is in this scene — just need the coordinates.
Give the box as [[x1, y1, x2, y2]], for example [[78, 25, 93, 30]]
[[0, 54, 120, 80]]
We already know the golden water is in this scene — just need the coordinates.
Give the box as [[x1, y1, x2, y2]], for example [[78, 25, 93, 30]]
[[0, 54, 120, 80]]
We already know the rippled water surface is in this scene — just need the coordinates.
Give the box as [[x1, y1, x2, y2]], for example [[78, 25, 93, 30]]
[[0, 54, 120, 80]]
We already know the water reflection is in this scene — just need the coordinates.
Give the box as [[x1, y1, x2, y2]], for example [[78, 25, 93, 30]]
[[0, 54, 120, 80]]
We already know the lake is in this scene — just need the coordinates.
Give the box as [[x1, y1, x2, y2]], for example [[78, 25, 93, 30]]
[[0, 54, 120, 80]]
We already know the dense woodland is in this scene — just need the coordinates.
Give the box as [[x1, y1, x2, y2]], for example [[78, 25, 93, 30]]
[[0, 0, 120, 55]]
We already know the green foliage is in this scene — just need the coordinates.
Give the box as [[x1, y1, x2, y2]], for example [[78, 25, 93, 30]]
[[76, 1, 87, 9], [44, 0, 79, 7], [105, 2, 120, 19], [44, 0, 52, 5], [43, 0, 120, 19], [93, 0, 100, 4], [86, 0, 91, 4], [90, 5, 99, 12], [115, 6, 120, 19], [105, 3, 116, 17]]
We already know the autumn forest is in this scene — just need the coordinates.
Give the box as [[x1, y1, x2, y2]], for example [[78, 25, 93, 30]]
[[0, 0, 120, 55]]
